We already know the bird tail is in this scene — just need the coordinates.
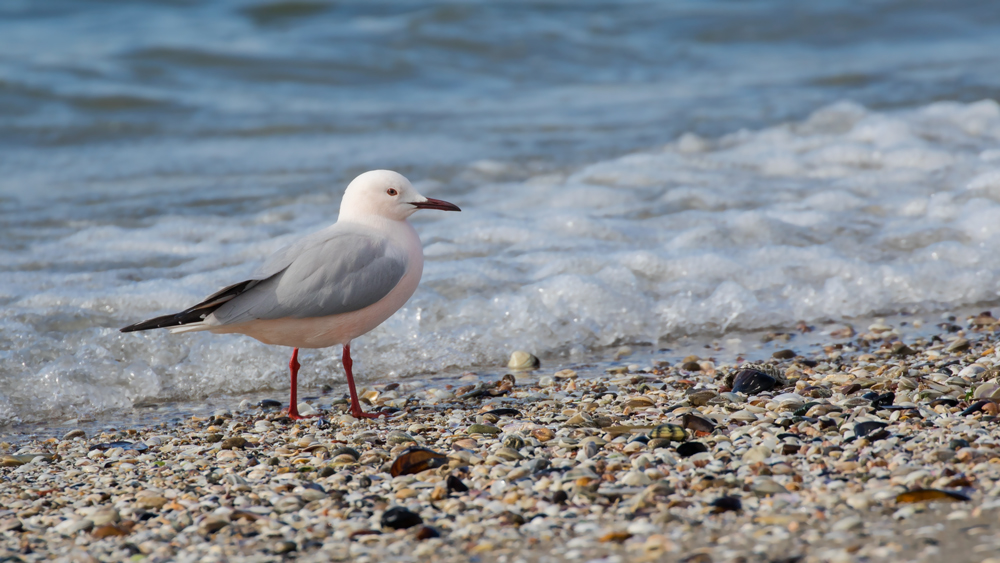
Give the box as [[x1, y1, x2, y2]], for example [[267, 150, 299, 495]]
[[119, 279, 261, 333]]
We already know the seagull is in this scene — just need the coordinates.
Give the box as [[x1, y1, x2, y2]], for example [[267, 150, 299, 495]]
[[120, 170, 460, 419]]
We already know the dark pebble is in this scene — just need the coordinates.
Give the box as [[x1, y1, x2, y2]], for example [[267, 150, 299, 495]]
[[258, 399, 282, 410], [446, 474, 469, 494], [950, 438, 970, 450], [552, 490, 568, 504], [266, 457, 281, 466], [710, 496, 742, 513], [381, 507, 422, 530], [772, 349, 796, 360], [415, 526, 440, 540], [681, 361, 702, 371], [272, 541, 296, 554], [676, 442, 709, 457]]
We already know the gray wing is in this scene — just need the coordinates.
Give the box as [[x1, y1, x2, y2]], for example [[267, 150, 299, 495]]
[[211, 227, 408, 325]]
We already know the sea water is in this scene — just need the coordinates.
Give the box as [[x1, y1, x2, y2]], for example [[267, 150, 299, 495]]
[[2, 1, 1000, 426]]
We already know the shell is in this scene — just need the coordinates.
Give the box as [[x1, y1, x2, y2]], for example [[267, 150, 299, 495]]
[[649, 424, 687, 442], [507, 351, 540, 371]]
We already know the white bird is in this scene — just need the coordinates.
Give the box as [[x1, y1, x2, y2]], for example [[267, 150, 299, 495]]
[[121, 170, 460, 419]]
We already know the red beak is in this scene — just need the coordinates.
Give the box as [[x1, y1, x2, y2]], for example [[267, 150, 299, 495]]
[[411, 198, 461, 212]]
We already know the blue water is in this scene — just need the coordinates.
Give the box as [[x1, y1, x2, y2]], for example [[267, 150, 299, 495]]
[[2, 0, 1000, 426]]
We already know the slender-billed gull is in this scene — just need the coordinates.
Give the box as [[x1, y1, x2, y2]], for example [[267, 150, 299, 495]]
[[121, 170, 460, 419]]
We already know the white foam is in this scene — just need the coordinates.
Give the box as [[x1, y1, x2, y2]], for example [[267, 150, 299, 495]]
[[3, 100, 1000, 425]]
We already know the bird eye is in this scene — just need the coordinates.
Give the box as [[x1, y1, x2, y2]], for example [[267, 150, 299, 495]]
[[386, 188, 398, 196]]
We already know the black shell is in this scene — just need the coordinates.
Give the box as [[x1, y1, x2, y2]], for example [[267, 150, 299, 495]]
[[732, 369, 776, 395]]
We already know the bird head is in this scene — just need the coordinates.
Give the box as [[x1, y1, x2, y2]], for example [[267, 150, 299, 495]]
[[339, 170, 461, 222]]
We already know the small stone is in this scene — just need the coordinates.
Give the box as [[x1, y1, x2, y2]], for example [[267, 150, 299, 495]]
[[508, 351, 540, 371], [381, 506, 423, 530], [772, 349, 796, 360], [198, 515, 230, 535], [272, 541, 297, 554], [90, 508, 120, 526], [220, 437, 247, 450], [135, 495, 168, 510], [204, 433, 223, 443]]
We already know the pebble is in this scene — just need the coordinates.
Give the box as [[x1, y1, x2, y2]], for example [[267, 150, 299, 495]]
[[2, 318, 998, 562]]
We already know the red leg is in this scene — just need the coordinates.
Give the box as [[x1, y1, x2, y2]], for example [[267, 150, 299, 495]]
[[287, 348, 304, 420], [343, 343, 388, 419]]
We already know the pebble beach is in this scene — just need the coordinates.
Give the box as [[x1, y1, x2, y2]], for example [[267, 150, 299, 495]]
[[4, 312, 1000, 563]]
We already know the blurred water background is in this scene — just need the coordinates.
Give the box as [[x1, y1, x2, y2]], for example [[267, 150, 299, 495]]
[[2, 0, 1000, 426]]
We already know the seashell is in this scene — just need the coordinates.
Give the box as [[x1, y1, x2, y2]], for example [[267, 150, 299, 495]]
[[483, 408, 521, 418], [946, 338, 970, 353], [507, 351, 540, 371], [895, 489, 969, 504], [330, 447, 360, 460], [974, 382, 1000, 399], [960, 400, 995, 416], [649, 424, 687, 442], [680, 413, 716, 433], [717, 392, 744, 403], [732, 369, 776, 395], [676, 441, 709, 458], [554, 369, 578, 380], [870, 392, 895, 408], [853, 421, 888, 439], [840, 397, 870, 408], [646, 438, 674, 449], [687, 390, 718, 406], [467, 424, 501, 435], [771, 393, 806, 404], [1, 454, 56, 467], [387, 431, 417, 445], [929, 398, 959, 408], [729, 410, 758, 422], [531, 428, 555, 442], [389, 447, 448, 477], [626, 396, 656, 408], [502, 434, 526, 450], [555, 437, 580, 448], [958, 364, 987, 378], [494, 447, 524, 461], [89, 441, 147, 453]]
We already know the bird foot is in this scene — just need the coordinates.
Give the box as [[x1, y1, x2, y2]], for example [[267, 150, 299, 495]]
[[286, 409, 320, 421]]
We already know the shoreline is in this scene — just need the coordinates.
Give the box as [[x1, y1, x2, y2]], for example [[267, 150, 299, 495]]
[[2, 312, 1000, 562]]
